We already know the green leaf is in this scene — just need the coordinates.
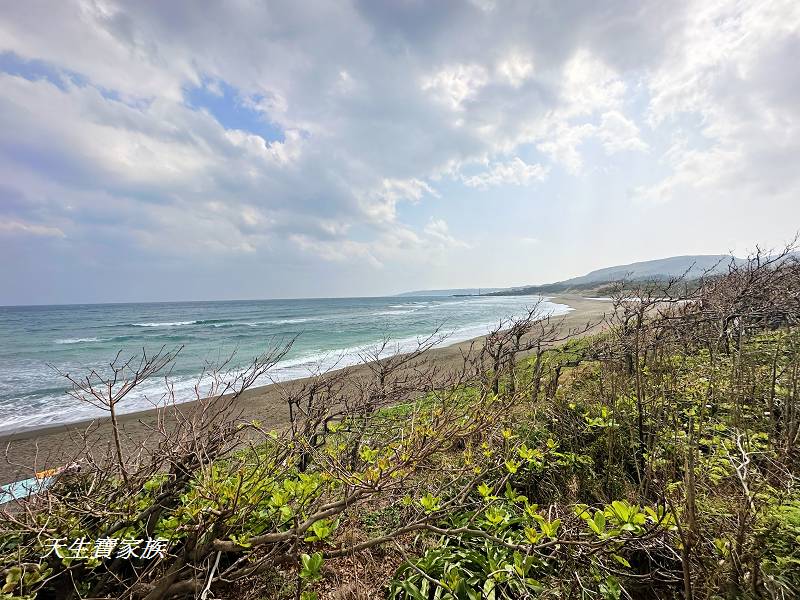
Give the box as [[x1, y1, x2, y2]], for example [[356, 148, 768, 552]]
[[518, 443, 535, 460], [574, 504, 590, 519], [612, 554, 631, 568], [483, 577, 497, 600], [611, 500, 630, 522], [587, 518, 602, 535], [3, 567, 21, 593], [419, 493, 441, 513], [399, 580, 426, 600], [485, 507, 508, 526], [524, 526, 541, 544], [504, 482, 527, 503], [300, 552, 323, 581], [305, 518, 336, 542], [477, 482, 492, 498], [359, 446, 379, 464], [593, 511, 606, 532], [541, 518, 560, 538]]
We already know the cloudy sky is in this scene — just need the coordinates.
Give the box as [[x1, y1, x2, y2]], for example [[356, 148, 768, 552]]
[[1, 0, 798, 304]]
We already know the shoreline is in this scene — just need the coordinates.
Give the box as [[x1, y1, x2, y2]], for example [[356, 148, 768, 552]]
[[0, 295, 610, 484]]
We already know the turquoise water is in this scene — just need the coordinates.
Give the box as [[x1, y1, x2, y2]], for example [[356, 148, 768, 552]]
[[0, 295, 569, 433]]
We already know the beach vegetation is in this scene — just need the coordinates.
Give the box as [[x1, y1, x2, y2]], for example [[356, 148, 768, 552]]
[[1, 246, 799, 598]]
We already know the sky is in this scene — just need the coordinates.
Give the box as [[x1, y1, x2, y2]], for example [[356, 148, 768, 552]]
[[1, 0, 799, 305]]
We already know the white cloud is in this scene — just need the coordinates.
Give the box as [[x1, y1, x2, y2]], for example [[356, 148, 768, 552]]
[[468, 0, 497, 12], [0, 0, 798, 302], [0, 2, 194, 101], [424, 218, 468, 248], [289, 234, 382, 267], [561, 50, 627, 118], [463, 157, 549, 189], [0, 220, 65, 238], [381, 178, 438, 203], [496, 52, 534, 88], [596, 111, 648, 154], [421, 64, 489, 110], [634, 142, 739, 205], [638, 0, 800, 206], [361, 178, 439, 224], [224, 128, 305, 166], [536, 123, 596, 174]]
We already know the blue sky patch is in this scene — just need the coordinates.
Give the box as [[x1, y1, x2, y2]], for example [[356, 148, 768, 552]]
[[0, 51, 128, 104], [0, 51, 85, 90], [185, 79, 284, 142]]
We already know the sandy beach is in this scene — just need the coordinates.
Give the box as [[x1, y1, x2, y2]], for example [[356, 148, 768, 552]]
[[0, 295, 610, 485]]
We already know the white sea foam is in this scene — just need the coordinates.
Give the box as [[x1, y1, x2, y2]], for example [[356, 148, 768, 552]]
[[55, 337, 108, 344], [131, 321, 198, 327], [265, 317, 317, 324], [209, 318, 321, 327]]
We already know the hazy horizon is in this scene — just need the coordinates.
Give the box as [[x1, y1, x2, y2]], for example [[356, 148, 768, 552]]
[[2, 2, 798, 305], [0, 250, 755, 307]]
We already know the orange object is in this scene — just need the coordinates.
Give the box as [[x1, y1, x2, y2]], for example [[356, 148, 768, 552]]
[[34, 467, 61, 479]]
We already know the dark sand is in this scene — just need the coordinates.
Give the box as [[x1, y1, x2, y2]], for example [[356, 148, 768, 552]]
[[0, 295, 610, 484]]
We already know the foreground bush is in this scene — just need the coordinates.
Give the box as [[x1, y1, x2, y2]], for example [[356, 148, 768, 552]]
[[1, 248, 798, 599]]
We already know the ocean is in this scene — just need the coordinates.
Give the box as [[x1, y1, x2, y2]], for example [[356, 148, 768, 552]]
[[0, 295, 569, 433]]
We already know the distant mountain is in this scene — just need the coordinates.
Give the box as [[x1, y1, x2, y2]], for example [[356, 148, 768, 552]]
[[396, 288, 504, 297], [402, 255, 746, 298], [493, 254, 743, 296], [560, 255, 740, 286]]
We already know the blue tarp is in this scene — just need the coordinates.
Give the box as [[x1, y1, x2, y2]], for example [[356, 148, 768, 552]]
[[0, 476, 54, 504]]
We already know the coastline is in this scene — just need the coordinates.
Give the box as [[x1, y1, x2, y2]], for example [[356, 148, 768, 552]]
[[0, 295, 610, 484]]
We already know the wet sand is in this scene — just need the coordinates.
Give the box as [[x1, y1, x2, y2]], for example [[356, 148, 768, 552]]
[[0, 295, 610, 484]]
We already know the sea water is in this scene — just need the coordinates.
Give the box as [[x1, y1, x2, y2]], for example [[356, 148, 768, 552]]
[[0, 295, 569, 433]]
